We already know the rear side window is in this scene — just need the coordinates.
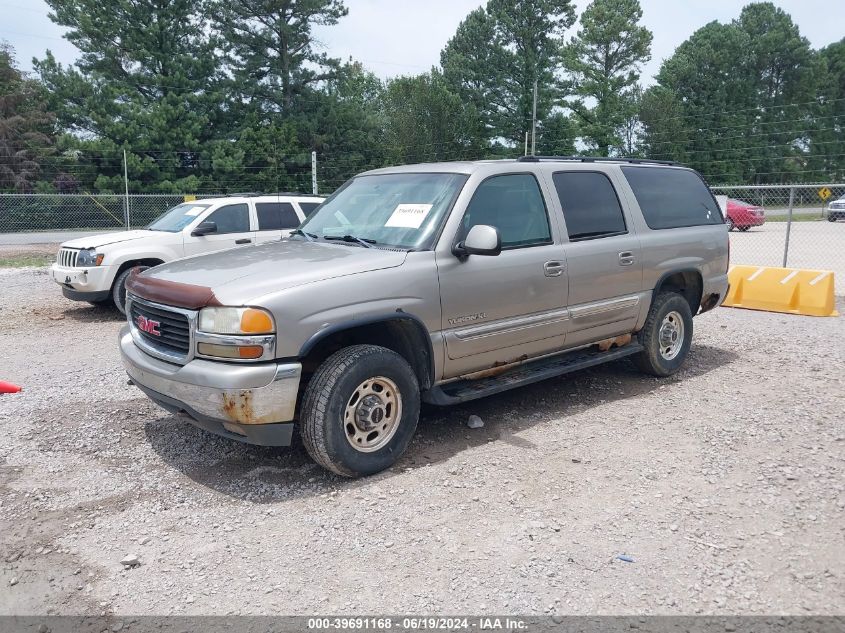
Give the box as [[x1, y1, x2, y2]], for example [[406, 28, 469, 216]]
[[256, 202, 300, 230], [299, 201, 321, 215], [205, 203, 250, 234], [553, 172, 626, 241], [621, 167, 722, 229]]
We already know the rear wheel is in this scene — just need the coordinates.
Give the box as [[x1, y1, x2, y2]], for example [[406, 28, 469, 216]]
[[738, 226, 750, 232], [726, 217, 735, 231], [300, 344, 420, 477], [633, 292, 693, 377]]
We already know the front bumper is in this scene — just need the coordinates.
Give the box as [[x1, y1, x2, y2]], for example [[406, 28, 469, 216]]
[[119, 326, 302, 446], [51, 263, 113, 300]]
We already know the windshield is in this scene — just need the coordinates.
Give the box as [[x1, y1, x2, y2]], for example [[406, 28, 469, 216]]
[[299, 173, 468, 250], [148, 203, 211, 232]]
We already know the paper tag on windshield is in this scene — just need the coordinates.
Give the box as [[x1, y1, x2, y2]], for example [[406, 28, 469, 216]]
[[385, 204, 433, 229], [185, 206, 206, 217]]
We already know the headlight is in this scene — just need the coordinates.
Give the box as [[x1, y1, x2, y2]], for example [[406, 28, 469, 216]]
[[198, 307, 275, 335], [76, 248, 104, 267]]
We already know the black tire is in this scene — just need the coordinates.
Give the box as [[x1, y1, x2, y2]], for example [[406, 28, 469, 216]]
[[300, 344, 420, 477], [633, 292, 694, 377], [738, 226, 750, 232], [111, 266, 147, 315], [829, 215, 837, 222], [726, 217, 735, 231]]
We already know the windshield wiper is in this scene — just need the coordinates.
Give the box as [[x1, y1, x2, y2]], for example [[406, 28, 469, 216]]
[[324, 234, 375, 248], [290, 228, 318, 242]]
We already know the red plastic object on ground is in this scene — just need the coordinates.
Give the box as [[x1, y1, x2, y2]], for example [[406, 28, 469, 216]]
[[0, 381, 22, 394]]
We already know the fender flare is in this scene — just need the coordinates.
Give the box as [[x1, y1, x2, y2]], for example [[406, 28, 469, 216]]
[[298, 311, 435, 388]]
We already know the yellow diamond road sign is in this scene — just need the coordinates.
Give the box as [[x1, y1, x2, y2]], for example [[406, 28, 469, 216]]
[[819, 187, 832, 201]]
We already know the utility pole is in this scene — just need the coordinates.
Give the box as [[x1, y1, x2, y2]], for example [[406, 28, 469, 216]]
[[311, 151, 318, 196], [531, 79, 538, 156], [123, 149, 130, 230]]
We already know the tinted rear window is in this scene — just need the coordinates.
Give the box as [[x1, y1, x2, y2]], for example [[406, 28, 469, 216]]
[[299, 201, 321, 215], [621, 167, 722, 229], [553, 171, 626, 240], [256, 202, 300, 230]]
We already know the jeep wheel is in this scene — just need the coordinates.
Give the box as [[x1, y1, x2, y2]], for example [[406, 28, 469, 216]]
[[300, 344, 420, 477], [112, 266, 147, 316], [726, 217, 734, 231], [633, 292, 693, 377]]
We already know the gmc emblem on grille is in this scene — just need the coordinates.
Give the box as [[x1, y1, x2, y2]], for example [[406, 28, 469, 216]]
[[135, 315, 161, 336]]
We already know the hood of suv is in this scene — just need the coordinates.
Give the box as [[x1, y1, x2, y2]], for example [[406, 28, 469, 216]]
[[138, 240, 408, 305], [62, 230, 159, 249]]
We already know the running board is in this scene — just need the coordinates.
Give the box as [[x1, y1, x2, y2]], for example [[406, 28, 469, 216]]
[[423, 343, 643, 405]]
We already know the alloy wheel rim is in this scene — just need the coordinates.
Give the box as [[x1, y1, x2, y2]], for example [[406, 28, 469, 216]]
[[658, 311, 685, 361], [343, 376, 402, 452]]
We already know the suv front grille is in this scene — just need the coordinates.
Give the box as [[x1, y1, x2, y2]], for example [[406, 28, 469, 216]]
[[58, 248, 79, 267], [129, 300, 191, 357]]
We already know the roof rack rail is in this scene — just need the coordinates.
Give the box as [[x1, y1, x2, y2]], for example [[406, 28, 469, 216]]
[[271, 191, 321, 197], [223, 192, 263, 197], [517, 155, 679, 166]]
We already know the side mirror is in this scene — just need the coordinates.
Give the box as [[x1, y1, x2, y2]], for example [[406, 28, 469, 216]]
[[454, 224, 501, 258], [191, 221, 217, 237]]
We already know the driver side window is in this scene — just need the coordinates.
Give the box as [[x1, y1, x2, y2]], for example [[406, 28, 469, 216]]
[[460, 174, 551, 249], [204, 203, 250, 234]]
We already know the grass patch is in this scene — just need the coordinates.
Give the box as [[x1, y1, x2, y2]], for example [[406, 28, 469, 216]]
[[0, 253, 55, 268], [764, 214, 828, 223]]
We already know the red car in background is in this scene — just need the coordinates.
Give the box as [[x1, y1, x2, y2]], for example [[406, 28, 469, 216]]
[[726, 198, 765, 231]]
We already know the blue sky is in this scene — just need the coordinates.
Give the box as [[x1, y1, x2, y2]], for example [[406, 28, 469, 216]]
[[1, 0, 842, 85]]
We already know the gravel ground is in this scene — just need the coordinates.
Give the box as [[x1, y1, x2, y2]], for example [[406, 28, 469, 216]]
[[1, 267, 843, 616]]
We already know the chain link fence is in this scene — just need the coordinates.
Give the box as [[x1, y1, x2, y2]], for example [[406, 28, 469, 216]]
[[711, 184, 845, 293], [0, 193, 218, 233], [1, 185, 843, 293]]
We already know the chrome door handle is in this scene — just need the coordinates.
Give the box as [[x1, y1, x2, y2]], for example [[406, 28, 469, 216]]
[[618, 251, 635, 266], [544, 261, 564, 277]]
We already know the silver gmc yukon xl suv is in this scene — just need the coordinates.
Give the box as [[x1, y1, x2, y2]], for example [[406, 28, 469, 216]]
[[119, 157, 729, 477]]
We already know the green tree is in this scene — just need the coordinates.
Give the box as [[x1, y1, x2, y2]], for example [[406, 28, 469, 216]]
[[213, 0, 348, 115], [643, 3, 823, 184], [809, 39, 845, 181], [35, 0, 223, 192], [643, 20, 755, 182], [534, 111, 577, 155], [382, 70, 485, 164], [0, 43, 54, 192], [441, 0, 576, 146], [563, 0, 652, 156]]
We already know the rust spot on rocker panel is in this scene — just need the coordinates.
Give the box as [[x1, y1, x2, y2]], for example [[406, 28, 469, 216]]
[[459, 354, 529, 381], [222, 390, 256, 424]]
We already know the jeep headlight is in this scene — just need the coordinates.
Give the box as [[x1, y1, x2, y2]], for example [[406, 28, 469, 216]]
[[198, 307, 275, 335], [77, 248, 104, 267]]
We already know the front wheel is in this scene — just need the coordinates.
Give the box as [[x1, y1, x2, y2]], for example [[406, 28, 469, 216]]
[[633, 292, 694, 377], [300, 344, 420, 477], [738, 226, 750, 232], [726, 217, 735, 231], [111, 266, 147, 315]]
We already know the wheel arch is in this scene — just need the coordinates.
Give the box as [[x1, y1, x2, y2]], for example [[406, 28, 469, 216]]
[[652, 268, 704, 316], [111, 257, 166, 288], [297, 313, 435, 390]]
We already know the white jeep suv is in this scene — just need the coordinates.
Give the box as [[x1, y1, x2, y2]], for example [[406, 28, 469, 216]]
[[51, 194, 323, 314]]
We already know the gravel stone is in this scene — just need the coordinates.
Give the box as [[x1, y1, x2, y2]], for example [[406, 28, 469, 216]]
[[0, 267, 843, 615]]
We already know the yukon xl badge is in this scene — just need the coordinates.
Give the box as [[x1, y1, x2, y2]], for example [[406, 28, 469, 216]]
[[136, 315, 161, 336], [448, 312, 487, 326]]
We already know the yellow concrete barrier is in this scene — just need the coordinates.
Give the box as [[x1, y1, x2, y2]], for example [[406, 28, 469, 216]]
[[724, 265, 838, 317]]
